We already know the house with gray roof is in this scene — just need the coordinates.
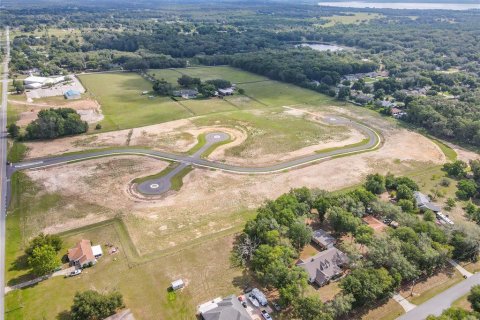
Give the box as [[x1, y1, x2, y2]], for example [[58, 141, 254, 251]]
[[414, 191, 441, 213], [198, 295, 251, 320], [312, 229, 336, 249], [296, 247, 348, 287]]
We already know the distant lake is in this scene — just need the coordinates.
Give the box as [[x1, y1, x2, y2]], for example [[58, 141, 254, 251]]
[[317, 2, 480, 10], [297, 43, 345, 52]]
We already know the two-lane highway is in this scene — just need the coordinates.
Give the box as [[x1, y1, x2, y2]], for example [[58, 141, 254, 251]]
[[0, 26, 10, 320]]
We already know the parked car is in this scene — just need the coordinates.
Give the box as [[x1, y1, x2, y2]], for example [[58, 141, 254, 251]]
[[248, 294, 260, 308], [241, 301, 247, 308], [261, 310, 272, 320], [272, 301, 281, 312], [69, 269, 82, 277]]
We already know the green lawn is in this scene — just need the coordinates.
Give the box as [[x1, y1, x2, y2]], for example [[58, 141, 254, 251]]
[[238, 80, 336, 107], [177, 66, 268, 84], [180, 97, 238, 115], [78, 73, 191, 131]]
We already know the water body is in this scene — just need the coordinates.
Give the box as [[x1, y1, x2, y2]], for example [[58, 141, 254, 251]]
[[317, 2, 480, 10], [297, 43, 344, 52]]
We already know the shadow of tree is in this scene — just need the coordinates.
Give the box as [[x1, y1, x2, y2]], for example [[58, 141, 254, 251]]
[[8, 254, 29, 272], [6, 272, 37, 287], [56, 310, 71, 320]]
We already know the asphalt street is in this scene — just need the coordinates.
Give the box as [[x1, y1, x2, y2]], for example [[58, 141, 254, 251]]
[[397, 272, 480, 319], [9, 117, 380, 177], [136, 132, 229, 195], [0, 26, 10, 320]]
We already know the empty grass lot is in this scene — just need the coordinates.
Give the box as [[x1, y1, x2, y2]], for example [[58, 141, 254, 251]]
[[78, 73, 191, 131], [175, 66, 269, 83], [193, 108, 349, 157], [238, 80, 337, 107], [180, 97, 238, 115]]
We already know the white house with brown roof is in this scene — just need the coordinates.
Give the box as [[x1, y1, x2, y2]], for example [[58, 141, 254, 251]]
[[68, 239, 97, 268]]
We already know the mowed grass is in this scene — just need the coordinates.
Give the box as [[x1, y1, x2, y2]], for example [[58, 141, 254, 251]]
[[176, 66, 269, 83], [78, 73, 191, 131], [5, 222, 249, 320], [238, 80, 337, 107], [193, 108, 348, 157], [180, 97, 238, 115]]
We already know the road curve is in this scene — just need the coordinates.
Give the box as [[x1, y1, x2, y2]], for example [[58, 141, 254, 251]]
[[8, 117, 381, 178]]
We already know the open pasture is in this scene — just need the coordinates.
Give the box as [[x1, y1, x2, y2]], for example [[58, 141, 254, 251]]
[[78, 73, 191, 131]]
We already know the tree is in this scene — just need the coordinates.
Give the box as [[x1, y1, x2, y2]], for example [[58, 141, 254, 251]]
[[426, 307, 478, 320], [456, 179, 477, 200], [423, 210, 436, 222], [396, 184, 414, 201], [238, 88, 245, 94], [468, 285, 480, 312], [442, 160, 467, 178], [327, 206, 361, 234], [364, 174, 386, 194], [177, 75, 200, 87], [70, 290, 124, 320], [450, 230, 480, 262], [25, 233, 62, 257], [470, 160, 480, 181], [152, 79, 173, 96], [199, 83, 216, 97], [288, 220, 313, 251], [326, 293, 354, 318], [7, 123, 20, 138], [340, 267, 395, 307], [398, 199, 415, 213], [206, 79, 231, 89], [28, 244, 60, 276], [292, 296, 333, 320], [25, 108, 88, 140], [354, 224, 374, 245], [337, 86, 351, 101], [13, 79, 25, 94]]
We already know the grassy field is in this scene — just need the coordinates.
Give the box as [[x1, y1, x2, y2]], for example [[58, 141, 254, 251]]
[[238, 80, 336, 107], [193, 108, 349, 157], [407, 268, 463, 305], [5, 222, 248, 320], [175, 66, 268, 84], [320, 12, 383, 28], [180, 97, 238, 115], [78, 73, 191, 131]]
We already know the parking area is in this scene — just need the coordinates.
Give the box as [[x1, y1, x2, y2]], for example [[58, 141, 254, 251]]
[[239, 293, 274, 320], [26, 75, 85, 100]]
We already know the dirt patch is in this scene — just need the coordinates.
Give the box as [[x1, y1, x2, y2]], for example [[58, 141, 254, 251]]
[[16, 98, 103, 126]]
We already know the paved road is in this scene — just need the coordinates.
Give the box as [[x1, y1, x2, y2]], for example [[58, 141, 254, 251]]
[[8, 117, 380, 178], [0, 26, 9, 320], [397, 272, 480, 320], [136, 132, 229, 195]]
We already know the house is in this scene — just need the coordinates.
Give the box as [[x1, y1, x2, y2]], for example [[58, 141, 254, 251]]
[[171, 279, 185, 291], [312, 229, 336, 249], [414, 191, 441, 213], [64, 89, 81, 100], [296, 247, 349, 287], [173, 89, 198, 99], [391, 107, 407, 119], [24, 76, 48, 86], [67, 239, 97, 268], [198, 295, 251, 320], [218, 87, 235, 96]]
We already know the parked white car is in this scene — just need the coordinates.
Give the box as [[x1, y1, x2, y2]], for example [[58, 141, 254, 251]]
[[69, 269, 82, 277], [261, 310, 272, 320]]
